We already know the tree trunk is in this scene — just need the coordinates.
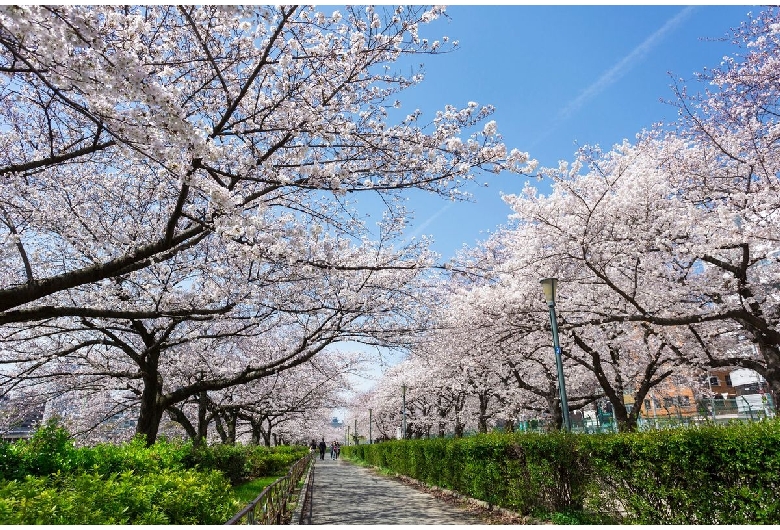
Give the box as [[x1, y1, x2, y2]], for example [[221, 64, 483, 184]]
[[611, 400, 638, 432], [262, 427, 272, 447], [477, 392, 490, 433], [214, 412, 228, 443], [223, 409, 238, 444], [453, 397, 465, 437], [195, 391, 209, 447], [166, 405, 197, 442], [136, 371, 165, 446], [250, 420, 262, 445], [437, 397, 447, 437], [758, 342, 780, 412]]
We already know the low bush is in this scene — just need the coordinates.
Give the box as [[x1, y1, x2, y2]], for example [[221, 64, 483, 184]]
[[0, 469, 239, 524], [0, 422, 193, 481], [0, 421, 77, 480], [581, 420, 780, 524], [186, 443, 248, 485], [186, 443, 308, 485], [343, 419, 780, 524], [244, 446, 308, 477], [0, 423, 310, 524]]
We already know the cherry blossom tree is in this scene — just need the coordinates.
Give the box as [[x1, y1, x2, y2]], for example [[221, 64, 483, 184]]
[[503, 121, 780, 407], [1, 5, 538, 443], [350, 8, 780, 431], [0, 5, 533, 319], [0, 238, 437, 445], [191, 350, 359, 446], [663, 8, 780, 400]]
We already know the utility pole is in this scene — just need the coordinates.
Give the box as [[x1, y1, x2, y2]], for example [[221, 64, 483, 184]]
[[354, 418, 358, 445], [402, 384, 407, 439], [369, 408, 373, 444]]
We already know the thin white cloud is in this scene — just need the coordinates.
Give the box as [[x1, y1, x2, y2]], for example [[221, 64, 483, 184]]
[[404, 7, 697, 252], [401, 200, 453, 247], [560, 6, 696, 120], [532, 6, 697, 147]]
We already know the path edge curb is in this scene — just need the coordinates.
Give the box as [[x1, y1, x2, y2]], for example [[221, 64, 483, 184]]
[[289, 457, 315, 525], [355, 466, 544, 524]]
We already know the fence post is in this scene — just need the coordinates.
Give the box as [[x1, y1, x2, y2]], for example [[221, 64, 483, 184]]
[[740, 396, 754, 421]]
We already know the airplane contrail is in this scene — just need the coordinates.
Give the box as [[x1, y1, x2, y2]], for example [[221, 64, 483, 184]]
[[532, 6, 697, 147], [404, 7, 697, 250]]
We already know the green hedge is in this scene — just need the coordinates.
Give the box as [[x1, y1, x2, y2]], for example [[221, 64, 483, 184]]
[[185, 442, 308, 485], [0, 422, 309, 524], [0, 469, 237, 524], [580, 420, 780, 524], [343, 420, 780, 524], [0, 422, 307, 484], [0, 423, 193, 481], [344, 431, 585, 516]]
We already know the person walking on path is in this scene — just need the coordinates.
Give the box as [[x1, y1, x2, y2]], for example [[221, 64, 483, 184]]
[[330, 441, 337, 460], [318, 438, 326, 460]]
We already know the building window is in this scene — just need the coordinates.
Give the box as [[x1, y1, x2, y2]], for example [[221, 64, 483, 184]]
[[709, 376, 720, 387]]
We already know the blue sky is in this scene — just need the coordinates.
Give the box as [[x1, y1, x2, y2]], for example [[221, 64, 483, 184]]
[[334, 5, 760, 405], [386, 4, 757, 261]]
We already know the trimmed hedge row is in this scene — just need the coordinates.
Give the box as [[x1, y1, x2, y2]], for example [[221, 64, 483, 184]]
[[581, 420, 780, 524], [0, 422, 309, 524], [342, 420, 780, 524]]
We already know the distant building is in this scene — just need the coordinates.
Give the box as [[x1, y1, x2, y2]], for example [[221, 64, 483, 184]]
[[330, 417, 343, 428], [728, 368, 770, 396]]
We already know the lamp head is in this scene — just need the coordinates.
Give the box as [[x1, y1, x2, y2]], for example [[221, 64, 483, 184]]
[[540, 277, 558, 305]]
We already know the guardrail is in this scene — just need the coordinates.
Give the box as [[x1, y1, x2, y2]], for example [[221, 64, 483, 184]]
[[225, 452, 314, 525]]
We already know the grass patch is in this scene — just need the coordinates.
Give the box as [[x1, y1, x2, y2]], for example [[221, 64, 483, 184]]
[[232, 476, 280, 505]]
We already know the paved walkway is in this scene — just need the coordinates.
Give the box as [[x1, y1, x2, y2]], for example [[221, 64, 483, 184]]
[[309, 454, 481, 525]]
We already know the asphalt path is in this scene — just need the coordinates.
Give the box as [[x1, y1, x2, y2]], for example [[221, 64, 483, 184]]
[[309, 453, 481, 525]]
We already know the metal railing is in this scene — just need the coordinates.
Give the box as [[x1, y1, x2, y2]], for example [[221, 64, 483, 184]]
[[513, 395, 776, 434], [225, 452, 313, 525], [293, 454, 315, 525]]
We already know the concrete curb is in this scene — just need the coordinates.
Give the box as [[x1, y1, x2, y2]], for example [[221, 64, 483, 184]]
[[383, 468, 544, 524], [289, 458, 314, 525]]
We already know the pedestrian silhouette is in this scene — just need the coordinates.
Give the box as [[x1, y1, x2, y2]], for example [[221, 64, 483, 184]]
[[318, 438, 326, 460]]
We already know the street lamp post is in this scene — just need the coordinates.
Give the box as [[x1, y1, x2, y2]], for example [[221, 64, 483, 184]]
[[540, 277, 571, 432], [369, 408, 373, 444]]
